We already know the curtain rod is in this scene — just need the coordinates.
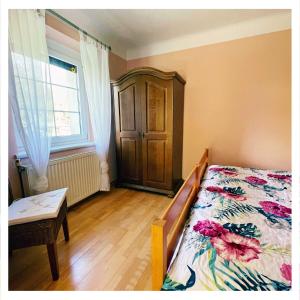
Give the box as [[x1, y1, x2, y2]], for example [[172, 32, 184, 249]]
[[45, 9, 112, 51]]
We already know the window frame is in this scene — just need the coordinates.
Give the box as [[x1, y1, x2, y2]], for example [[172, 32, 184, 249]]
[[14, 38, 92, 157], [47, 41, 89, 148]]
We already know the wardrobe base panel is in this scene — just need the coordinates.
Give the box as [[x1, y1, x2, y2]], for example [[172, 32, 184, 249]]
[[115, 181, 183, 198]]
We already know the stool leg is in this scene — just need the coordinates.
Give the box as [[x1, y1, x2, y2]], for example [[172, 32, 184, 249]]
[[47, 242, 59, 281], [62, 216, 69, 242]]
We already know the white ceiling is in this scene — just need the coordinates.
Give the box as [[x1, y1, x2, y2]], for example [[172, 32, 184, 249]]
[[54, 9, 291, 60]]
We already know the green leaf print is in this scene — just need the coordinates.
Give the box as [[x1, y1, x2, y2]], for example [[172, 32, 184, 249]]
[[218, 178, 243, 185], [223, 223, 262, 238], [192, 241, 212, 263], [214, 201, 257, 220], [208, 248, 226, 291], [261, 244, 291, 256], [223, 186, 245, 196], [161, 265, 196, 291], [213, 260, 291, 291]]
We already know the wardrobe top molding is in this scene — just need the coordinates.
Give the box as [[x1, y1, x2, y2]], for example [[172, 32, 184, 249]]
[[111, 67, 186, 86]]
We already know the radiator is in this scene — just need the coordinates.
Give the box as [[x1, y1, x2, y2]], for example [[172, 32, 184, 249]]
[[22, 151, 101, 207]]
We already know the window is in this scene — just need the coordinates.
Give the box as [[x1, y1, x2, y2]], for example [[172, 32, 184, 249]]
[[14, 40, 91, 156], [49, 55, 88, 145]]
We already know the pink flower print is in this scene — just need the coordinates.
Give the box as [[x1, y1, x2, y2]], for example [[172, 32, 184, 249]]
[[211, 232, 261, 263], [206, 186, 224, 193], [210, 167, 225, 172], [223, 170, 238, 176], [280, 264, 292, 282], [259, 201, 291, 218], [245, 176, 267, 185], [206, 186, 246, 201], [193, 220, 227, 237], [268, 174, 291, 183], [210, 167, 237, 176]]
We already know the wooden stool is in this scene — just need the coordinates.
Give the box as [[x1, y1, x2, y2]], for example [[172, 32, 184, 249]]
[[9, 188, 69, 281]]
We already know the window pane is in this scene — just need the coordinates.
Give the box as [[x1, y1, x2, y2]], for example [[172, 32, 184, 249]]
[[50, 64, 77, 88], [52, 85, 79, 112], [54, 112, 81, 136]]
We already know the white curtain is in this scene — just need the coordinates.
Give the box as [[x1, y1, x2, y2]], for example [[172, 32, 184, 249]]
[[9, 10, 54, 194], [79, 33, 111, 191]]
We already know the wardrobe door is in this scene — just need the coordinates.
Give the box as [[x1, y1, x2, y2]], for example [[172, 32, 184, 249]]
[[141, 76, 173, 190], [113, 77, 142, 184]]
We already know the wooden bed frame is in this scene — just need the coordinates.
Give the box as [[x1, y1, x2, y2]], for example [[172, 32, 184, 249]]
[[151, 149, 209, 290]]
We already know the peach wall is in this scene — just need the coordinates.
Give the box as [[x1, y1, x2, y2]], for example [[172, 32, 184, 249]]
[[128, 30, 291, 178], [109, 52, 127, 80]]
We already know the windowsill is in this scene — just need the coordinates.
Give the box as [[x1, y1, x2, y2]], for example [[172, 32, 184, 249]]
[[16, 141, 95, 159]]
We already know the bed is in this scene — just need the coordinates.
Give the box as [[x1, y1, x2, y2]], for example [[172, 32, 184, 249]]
[[151, 149, 291, 291]]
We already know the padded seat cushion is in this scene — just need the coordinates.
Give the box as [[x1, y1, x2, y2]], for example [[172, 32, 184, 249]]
[[9, 188, 68, 226]]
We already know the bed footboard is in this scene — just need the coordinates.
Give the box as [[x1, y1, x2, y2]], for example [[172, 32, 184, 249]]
[[151, 149, 209, 290]]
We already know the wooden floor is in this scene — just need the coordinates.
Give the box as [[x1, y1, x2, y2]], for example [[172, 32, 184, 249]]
[[9, 187, 171, 291]]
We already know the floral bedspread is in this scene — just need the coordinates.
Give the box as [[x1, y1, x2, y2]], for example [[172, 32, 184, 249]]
[[162, 165, 292, 291]]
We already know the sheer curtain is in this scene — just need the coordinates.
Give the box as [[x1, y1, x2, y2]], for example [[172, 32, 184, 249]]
[[9, 10, 54, 194], [79, 33, 111, 191]]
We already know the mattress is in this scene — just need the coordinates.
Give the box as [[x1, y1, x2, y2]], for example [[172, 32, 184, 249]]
[[162, 165, 292, 291]]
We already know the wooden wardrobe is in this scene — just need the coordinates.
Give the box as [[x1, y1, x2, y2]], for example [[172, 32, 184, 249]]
[[111, 67, 185, 197]]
